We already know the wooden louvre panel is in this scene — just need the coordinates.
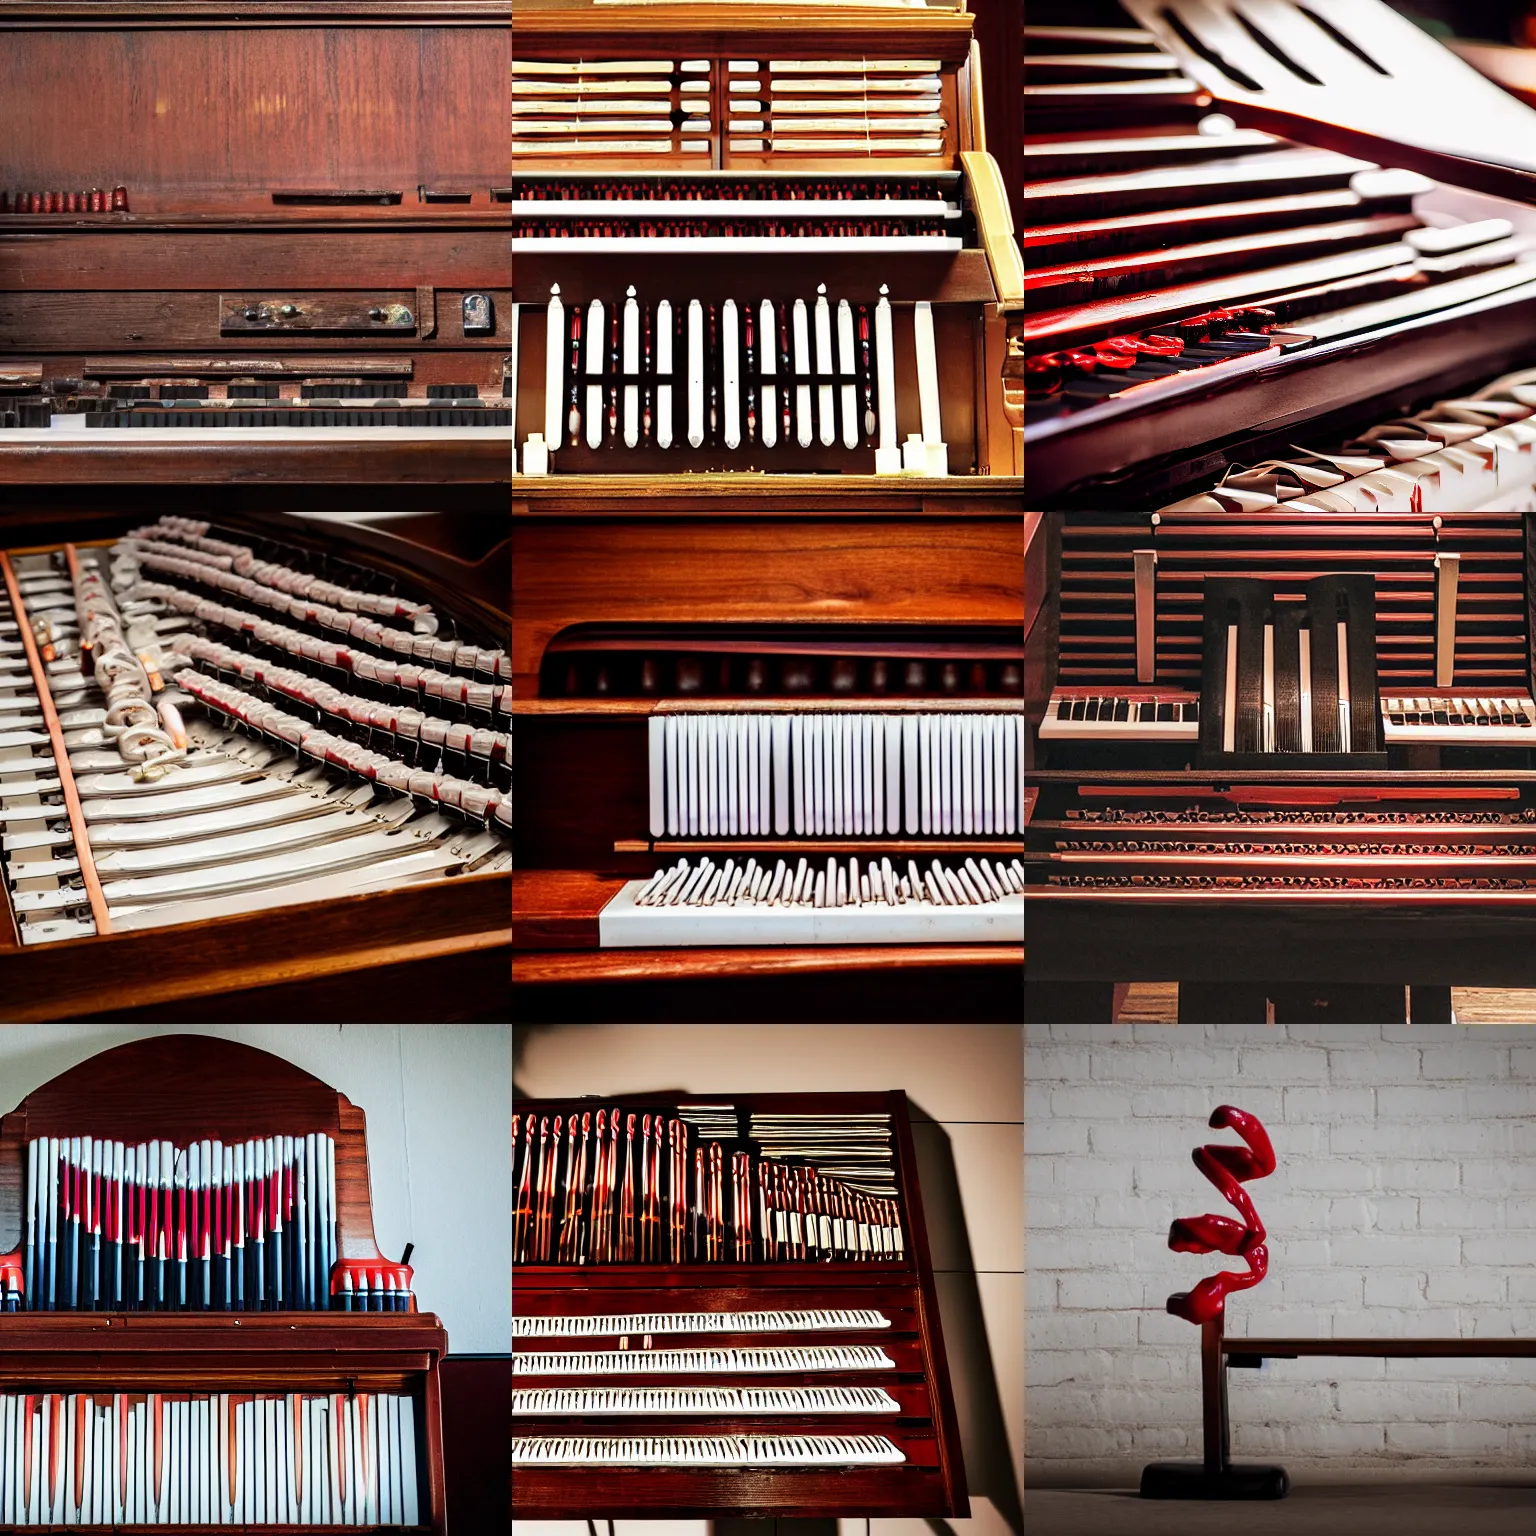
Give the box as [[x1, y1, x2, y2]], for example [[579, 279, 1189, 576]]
[[1055, 512, 1530, 691], [726, 56, 948, 159], [512, 58, 713, 163]]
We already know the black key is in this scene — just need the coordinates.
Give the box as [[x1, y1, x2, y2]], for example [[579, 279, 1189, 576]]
[[1477, 711, 1491, 726], [1083, 698, 1101, 721], [1390, 714, 1405, 725], [1434, 710, 1450, 726], [1139, 701, 1155, 722], [1185, 699, 1200, 721], [1156, 702, 1175, 721], [1069, 698, 1086, 721], [1113, 698, 1130, 721]]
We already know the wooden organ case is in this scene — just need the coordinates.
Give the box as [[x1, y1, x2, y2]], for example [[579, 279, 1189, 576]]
[[0, 510, 509, 1021], [512, 1090, 967, 1520], [510, 0, 1026, 1021], [0, 1033, 448, 1532], [0, 0, 511, 507], [1025, 511, 1536, 1022], [1022, 0, 1536, 510]]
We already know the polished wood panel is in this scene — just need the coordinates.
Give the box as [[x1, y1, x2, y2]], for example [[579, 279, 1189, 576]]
[[513, 1090, 967, 1519], [0, 18, 510, 209], [512, 514, 1025, 685]]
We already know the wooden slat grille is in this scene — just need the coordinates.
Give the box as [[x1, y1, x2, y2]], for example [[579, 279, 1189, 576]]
[[1058, 511, 1530, 689], [512, 59, 713, 161]]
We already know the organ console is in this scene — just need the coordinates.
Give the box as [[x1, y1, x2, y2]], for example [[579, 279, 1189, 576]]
[[1024, 0, 1536, 508], [512, 1090, 966, 1519], [0, 1, 511, 500], [0, 511, 510, 1021], [510, 0, 1022, 478], [0, 1033, 446, 1529], [1025, 510, 1536, 1020], [511, 0, 1025, 1020]]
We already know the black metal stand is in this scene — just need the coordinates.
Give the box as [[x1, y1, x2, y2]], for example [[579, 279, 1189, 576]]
[[1139, 1314, 1290, 1499]]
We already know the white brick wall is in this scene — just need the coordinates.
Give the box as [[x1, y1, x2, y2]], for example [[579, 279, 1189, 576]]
[[1026, 1023, 1536, 1483]]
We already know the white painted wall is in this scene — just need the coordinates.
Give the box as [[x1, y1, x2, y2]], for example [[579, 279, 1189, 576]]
[[0, 1024, 511, 1354], [513, 1023, 1024, 1536], [1026, 1023, 1536, 1484]]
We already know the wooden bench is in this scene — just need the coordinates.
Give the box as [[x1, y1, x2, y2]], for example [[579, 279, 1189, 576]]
[[1143, 1312, 1536, 1498]]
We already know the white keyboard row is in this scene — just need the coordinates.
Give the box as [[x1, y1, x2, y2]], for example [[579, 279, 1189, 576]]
[[1381, 695, 1536, 745], [1039, 692, 1199, 742], [513, 1386, 902, 1415], [647, 711, 1023, 837], [511, 1434, 907, 1467], [512, 1308, 891, 1337], [1156, 371, 1536, 513], [600, 856, 1024, 945], [514, 1346, 895, 1376]]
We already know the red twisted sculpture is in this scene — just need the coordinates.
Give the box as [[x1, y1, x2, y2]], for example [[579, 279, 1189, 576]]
[[1166, 1105, 1275, 1324]]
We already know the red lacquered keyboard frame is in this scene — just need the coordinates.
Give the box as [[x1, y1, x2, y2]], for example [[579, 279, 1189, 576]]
[[511, 1089, 968, 1519]]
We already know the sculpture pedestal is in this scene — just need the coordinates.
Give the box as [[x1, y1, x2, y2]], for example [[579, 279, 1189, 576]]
[[1140, 1460, 1290, 1499]]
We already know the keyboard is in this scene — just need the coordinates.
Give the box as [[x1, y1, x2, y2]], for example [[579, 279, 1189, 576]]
[[513, 1309, 892, 1337], [1381, 694, 1536, 744], [510, 1434, 908, 1467], [1038, 689, 1201, 741], [598, 855, 1025, 946], [514, 1386, 902, 1415], [515, 1345, 895, 1376]]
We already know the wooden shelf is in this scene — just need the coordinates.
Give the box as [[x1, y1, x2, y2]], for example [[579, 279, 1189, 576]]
[[0, 437, 511, 486], [514, 945, 1025, 984], [0, 2, 508, 27], [513, 477, 1025, 515], [511, 3, 974, 60], [0, 871, 509, 1021]]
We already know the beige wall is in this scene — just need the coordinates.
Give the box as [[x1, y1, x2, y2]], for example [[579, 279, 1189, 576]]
[[513, 1023, 1024, 1536]]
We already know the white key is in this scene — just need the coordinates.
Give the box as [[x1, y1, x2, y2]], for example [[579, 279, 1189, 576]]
[[687, 299, 705, 449], [722, 299, 741, 450], [793, 298, 813, 447], [814, 286, 836, 446], [584, 299, 605, 450], [657, 299, 675, 449]]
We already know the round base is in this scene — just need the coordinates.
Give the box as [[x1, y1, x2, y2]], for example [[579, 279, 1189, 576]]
[[1140, 1461, 1290, 1500]]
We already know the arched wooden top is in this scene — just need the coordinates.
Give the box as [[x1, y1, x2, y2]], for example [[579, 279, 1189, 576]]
[[8, 1033, 347, 1141], [0, 1033, 386, 1264]]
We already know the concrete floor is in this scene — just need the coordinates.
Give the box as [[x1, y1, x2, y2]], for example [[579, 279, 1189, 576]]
[[1028, 1481, 1536, 1535]]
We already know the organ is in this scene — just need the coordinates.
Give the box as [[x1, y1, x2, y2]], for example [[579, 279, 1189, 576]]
[[0, 511, 510, 1020], [1023, 0, 1536, 508], [0, 1, 510, 500], [511, 0, 1026, 1020], [509, 0, 1023, 478], [511, 1090, 966, 1519], [0, 1033, 446, 1530], [1025, 510, 1536, 1020]]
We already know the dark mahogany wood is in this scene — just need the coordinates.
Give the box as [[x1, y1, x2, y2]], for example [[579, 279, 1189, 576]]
[[0, 1035, 451, 1533], [512, 1090, 968, 1519]]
